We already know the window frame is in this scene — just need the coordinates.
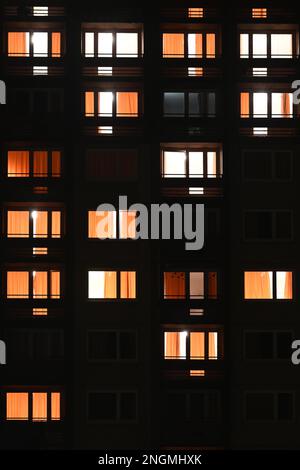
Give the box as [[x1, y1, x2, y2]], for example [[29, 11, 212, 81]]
[[6, 29, 64, 58], [240, 91, 296, 119], [84, 90, 141, 118], [4, 207, 63, 239], [87, 269, 137, 301], [239, 31, 297, 59], [163, 328, 222, 361], [5, 389, 63, 422], [243, 270, 294, 301], [161, 31, 217, 58], [5, 269, 63, 300], [6, 148, 63, 179], [82, 29, 144, 58], [163, 91, 217, 117], [163, 270, 218, 300]]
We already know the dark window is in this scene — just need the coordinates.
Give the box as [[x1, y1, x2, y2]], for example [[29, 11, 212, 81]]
[[86, 149, 138, 181], [277, 332, 293, 360], [88, 332, 117, 360], [245, 332, 273, 360], [120, 393, 136, 420], [88, 393, 116, 420], [246, 392, 294, 421], [278, 393, 293, 420], [274, 152, 292, 180], [164, 93, 185, 116], [244, 211, 292, 240], [119, 332, 136, 360], [243, 150, 292, 180]]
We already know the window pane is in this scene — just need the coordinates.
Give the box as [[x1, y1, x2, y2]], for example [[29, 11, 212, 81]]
[[33, 271, 48, 298], [7, 272, 29, 298], [208, 332, 218, 359], [88, 393, 116, 420], [51, 271, 60, 299], [246, 393, 274, 420], [88, 331, 117, 360], [188, 152, 203, 177], [164, 331, 187, 359], [253, 93, 268, 118], [164, 272, 185, 299], [32, 32, 48, 57], [163, 151, 186, 177], [51, 393, 61, 420], [85, 32, 94, 56], [119, 332, 136, 359], [240, 33, 249, 58], [88, 211, 116, 238], [188, 33, 202, 58], [116, 33, 138, 57], [52, 32, 61, 57], [253, 34, 267, 58], [7, 150, 29, 177], [276, 271, 293, 299], [190, 332, 205, 359], [278, 393, 293, 420], [85, 91, 94, 116], [189, 92, 205, 116], [120, 271, 136, 299], [7, 211, 29, 238], [207, 151, 217, 177], [163, 33, 184, 58], [88, 271, 117, 299], [98, 33, 113, 57], [32, 211, 48, 238], [6, 393, 28, 420], [271, 34, 292, 58], [119, 211, 136, 239], [8, 32, 30, 57], [189, 272, 204, 299], [32, 392, 47, 421], [120, 393, 136, 420], [244, 272, 273, 299], [272, 93, 292, 118], [33, 151, 48, 176], [98, 92, 113, 117], [116, 92, 138, 117], [164, 93, 184, 116]]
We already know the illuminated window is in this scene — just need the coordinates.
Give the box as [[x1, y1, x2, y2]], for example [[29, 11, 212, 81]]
[[162, 148, 222, 178], [6, 392, 61, 421], [88, 210, 136, 239], [7, 150, 61, 178], [8, 31, 61, 57], [85, 91, 139, 117], [188, 67, 203, 77], [244, 271, 293, 299], [6, 210, 61, 238], [33, 66, 48, 76], [190, 370, 205, 377], [240, 92, 293, 118], [252, 8, 267, 18], [164, 331, 219, 360], [6, 270, 61, 299], [88, 271, 136, 299], [33, 6, 49, 16], [84, 31, 141, 58], [164, 271, 217, 299], [240, 33, 293, 58], [162, 32, 215, 58], [188, 8, 204, 18]]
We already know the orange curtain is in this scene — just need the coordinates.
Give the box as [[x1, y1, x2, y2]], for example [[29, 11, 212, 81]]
[[51, 211, 61, 238], [120, 271, 136, 299], [88, 211, 116, 238], [6, 393, 28, 420], [282, 93, 291, 117], [284, 272, 293, 299], [164, 272, 185, 299], [7, 150, 29, 177], [32, 393, 47, 421], [208, 272, 217, 298], [206, 33, 216, 58], [8, 32, 29, 57], [116, 92, 138, 117], [240, 92, 250, 118], [51, 271, 60, 299], [7, 211, 29, 238], [119, 211, 136, 239], [104, 271, 117, 298], [33, 151, 48, 176], [33, 211, 48, 238], [164, 332, 181, 359], [163, 33, 184, 57], [244, 271, 273, 299], [51, 393, 61, 420], [190, 332, 205, 359], [7, 271, 29, 298], [33, 271, 48, 298], [85, 92, 94, 116], [208, 332, 218, 359], [51, 151, 61, 177], [52, 32, 61, 57]]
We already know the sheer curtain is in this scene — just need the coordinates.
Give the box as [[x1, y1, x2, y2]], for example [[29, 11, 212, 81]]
[[104, 271, 117, 298], [163, 33, 184, 57], [32, 393, 47, 421], [51, 212, 61, 238], [33, 211, 48, 238], [85, 92, 94, 116], [164, 332, 183, 359], [206, 33, 216, 58], [116, 92, 138, 117], [51, 271, 60, 298], [208, 272, 217, 298], [7, 211, 29, 238], [120, 271, 136, 298], [208, 332, 218, 359], [190, 332, 205, 359], [51, 393, 61, 420], [52, 32, 61, 57], [7, 272, 29, 298], [240, 92, 250, 117], [51, 151, 61, 177], [33, 151, 48, 176], [6, 393, 28, 420], [33, 271, 48, 298], [8, 32, 29, 56], [164, 272, 185, 298], [7, 151, 29, 177], [244, 271, 273, 299]]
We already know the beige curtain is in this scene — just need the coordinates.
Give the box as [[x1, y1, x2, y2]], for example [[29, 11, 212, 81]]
[[51, 393, 61, 420], [7, 211, 29, 238], [206, 33, 215, 58], [51, 211, 61, 238], [241, 92, 250, 117], [7, 151, 29, 177], [244, 271, 273, 299], [104, 271, 117, 298], [32, 393, 47, 421], [119, 211, 136, 239], [208, 332, 218, 360], [33, 271, 48, 298], [33, 151, 48, 176], [116, 92, 138, 117], [52, 32, 61, 57], [164, 272, 185, 299], [163, 33, 184, 57], [7, 271, 29, 298], [120, 271, 136, 298], [8, 32, 29, 56], [51, 151, 61, 177], [51, 271, 60, 298], [85, 92, 94, 116], [6, 393, 28, 420], [164, 332, 181, 359], [34, 211, 48, 238], [190, 332, 205, 359]]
